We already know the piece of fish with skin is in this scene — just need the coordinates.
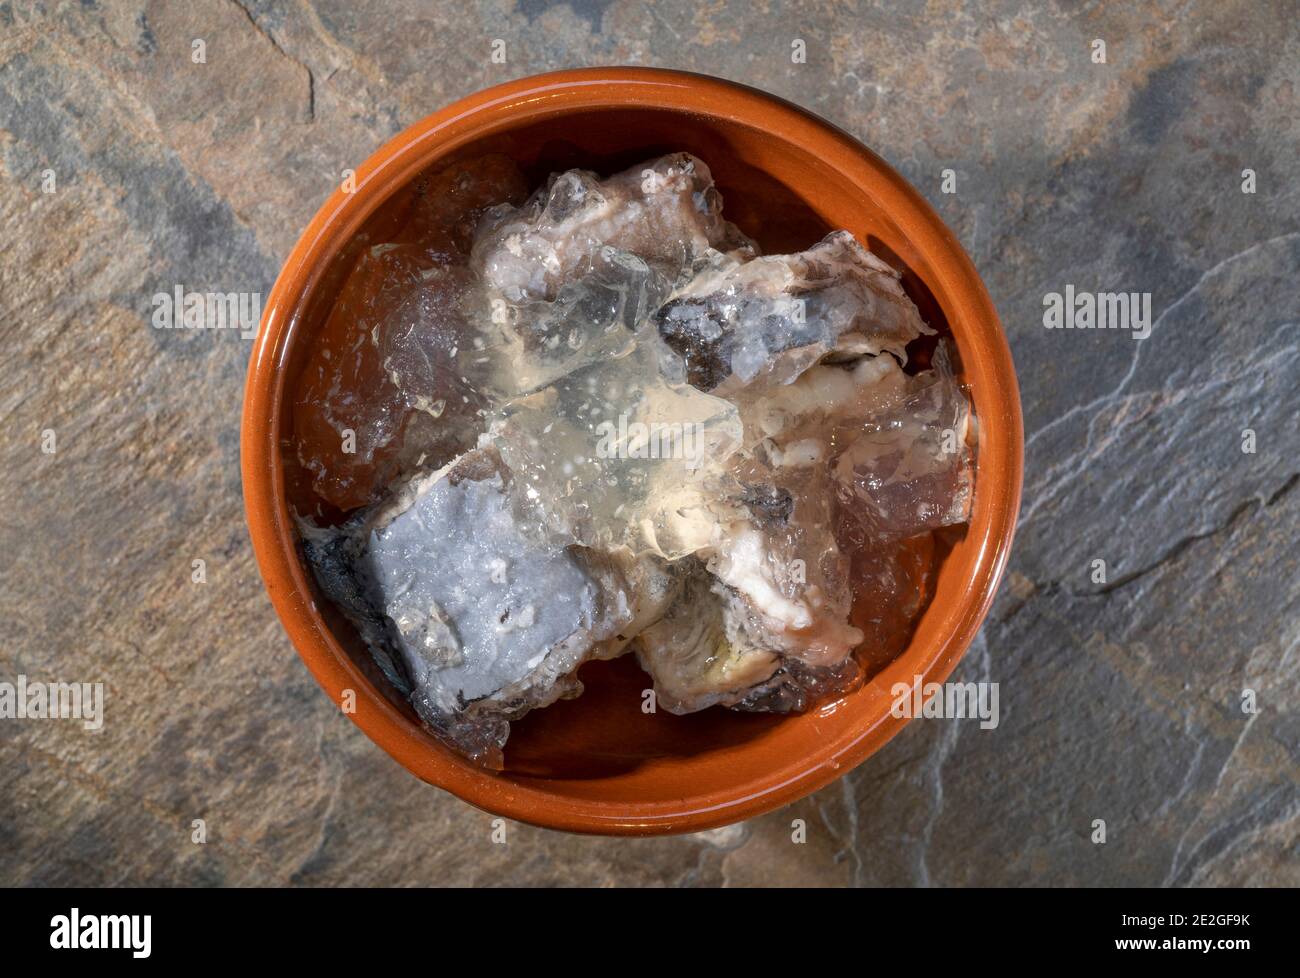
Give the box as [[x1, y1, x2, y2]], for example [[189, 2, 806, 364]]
[[462, 153, 752, 398], [694, 359, 903, 662], [634, 562, 782, 714], [459, 245, 666, 400], [678, 360, 904, 686], [473, 152, 753, 303], [634, 558, 864, 716], [351, 447, 637, 766], [634, 322, 943, 712], [705, 489, 863, 668], [656, 230, 933, 396]]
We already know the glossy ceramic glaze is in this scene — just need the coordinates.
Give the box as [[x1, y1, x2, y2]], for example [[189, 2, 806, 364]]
[[241, 68, 1023, 835]]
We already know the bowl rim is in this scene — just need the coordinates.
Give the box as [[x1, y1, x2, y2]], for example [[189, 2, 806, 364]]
[[241, 66, 1023, 836]]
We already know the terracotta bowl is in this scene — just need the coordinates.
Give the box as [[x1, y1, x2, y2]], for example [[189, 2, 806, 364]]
[[242, 67, 1022, 835]]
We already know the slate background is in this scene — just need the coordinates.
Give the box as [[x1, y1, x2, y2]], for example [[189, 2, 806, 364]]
[[1, 0, 1296, 886]]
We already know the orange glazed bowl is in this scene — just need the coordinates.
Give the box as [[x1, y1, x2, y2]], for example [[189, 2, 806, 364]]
[[241, 67, 1023, 835]]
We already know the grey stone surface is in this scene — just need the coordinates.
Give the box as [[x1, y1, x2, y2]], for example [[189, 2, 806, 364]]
[[1, 0, 1296, 886]]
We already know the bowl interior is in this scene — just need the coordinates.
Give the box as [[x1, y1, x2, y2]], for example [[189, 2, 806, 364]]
[[275, 99, 994, 815]]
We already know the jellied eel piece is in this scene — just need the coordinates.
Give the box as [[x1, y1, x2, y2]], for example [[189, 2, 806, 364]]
[[351, 447, 636, 766], [655, 230, 932, 395], [473, 152, 751, 303], [634, 559, 865, 716], [634, 561, 781, 714], [462, 153, 753, 398]]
